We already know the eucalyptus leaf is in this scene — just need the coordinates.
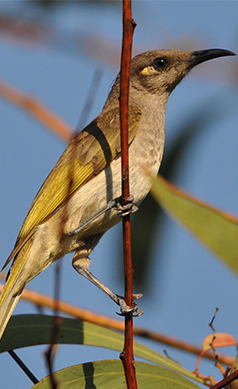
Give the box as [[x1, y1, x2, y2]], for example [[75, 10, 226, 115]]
[[151, 174, 238, 275], [0, 314, 203, 384], [32, 360, 201, 389]]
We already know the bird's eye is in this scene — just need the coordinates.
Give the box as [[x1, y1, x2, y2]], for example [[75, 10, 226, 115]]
[[153, 57, 168, 70]]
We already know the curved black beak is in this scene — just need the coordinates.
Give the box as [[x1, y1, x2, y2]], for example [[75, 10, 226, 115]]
[[190, 48, 236, 67]]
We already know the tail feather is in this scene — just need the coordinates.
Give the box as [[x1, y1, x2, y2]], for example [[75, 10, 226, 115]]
[[0, 239, 32, 340], [0, 286, 22, 339]]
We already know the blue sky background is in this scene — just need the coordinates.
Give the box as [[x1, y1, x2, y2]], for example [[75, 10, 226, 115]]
[[0, 1, 238, 388]]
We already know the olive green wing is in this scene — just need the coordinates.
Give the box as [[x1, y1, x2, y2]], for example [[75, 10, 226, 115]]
[[4, 106, 142, 267]]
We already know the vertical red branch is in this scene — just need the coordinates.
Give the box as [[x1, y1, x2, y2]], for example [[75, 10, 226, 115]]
[[119, 1, 137, 388]]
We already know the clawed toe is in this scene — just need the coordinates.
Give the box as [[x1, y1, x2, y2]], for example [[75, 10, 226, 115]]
[[115, 294, 143, 317], [133, 293, 143, 300], [114, 195, 138, 217]]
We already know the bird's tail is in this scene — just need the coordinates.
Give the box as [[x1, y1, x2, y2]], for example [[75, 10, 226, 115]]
[[0, 240, 32, 340], [0, 280, 22, 340]]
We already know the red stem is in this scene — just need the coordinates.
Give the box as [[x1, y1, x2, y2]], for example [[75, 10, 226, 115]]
[[119, 1, 137, 388], [210, 369, 238, 389]]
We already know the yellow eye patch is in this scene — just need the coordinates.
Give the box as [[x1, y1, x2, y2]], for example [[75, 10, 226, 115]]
[[140, 66, 156, 75]]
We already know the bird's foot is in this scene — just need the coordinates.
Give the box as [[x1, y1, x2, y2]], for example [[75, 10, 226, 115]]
[[114, 195, 138, 217], [115, 293, 143, 317]]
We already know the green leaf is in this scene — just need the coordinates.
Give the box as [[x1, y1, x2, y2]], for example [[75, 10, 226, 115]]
[[0, 314, 203, 384], [32, 360, 201, 389], [151, 175, 238, 275], [0, 314, 123, 354]]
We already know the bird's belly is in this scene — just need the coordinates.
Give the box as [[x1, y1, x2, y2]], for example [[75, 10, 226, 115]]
[[64, 154, 155, 235], [35, 138, 163, 260]]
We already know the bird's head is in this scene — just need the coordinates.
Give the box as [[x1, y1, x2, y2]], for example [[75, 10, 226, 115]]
[[129, 48, 235, 96], [104, 48, 235, 110]]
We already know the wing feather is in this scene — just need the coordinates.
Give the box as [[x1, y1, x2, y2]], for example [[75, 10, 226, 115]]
[[3, 106, 141, 267]]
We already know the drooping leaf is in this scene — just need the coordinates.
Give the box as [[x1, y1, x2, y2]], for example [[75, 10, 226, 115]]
[[151, 175, 238, 275]]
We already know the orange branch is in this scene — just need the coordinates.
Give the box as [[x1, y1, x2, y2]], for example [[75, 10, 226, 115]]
[[0, 280, 234, 367], [0, 80, 73, 142]]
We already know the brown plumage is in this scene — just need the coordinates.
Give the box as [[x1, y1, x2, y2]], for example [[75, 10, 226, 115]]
[[0, 48, 235, 340]]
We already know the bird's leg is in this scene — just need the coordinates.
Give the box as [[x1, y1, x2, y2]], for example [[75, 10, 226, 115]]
[[68, 196, 138, 237], [67, 202, 115, 236], [72, 246, 143, 316]]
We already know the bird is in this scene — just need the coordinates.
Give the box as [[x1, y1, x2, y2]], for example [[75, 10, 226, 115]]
[[0, 48, 235, 340]]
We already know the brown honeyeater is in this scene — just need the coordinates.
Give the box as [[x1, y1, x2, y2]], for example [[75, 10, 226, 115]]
[[0, 48, 235, 340]]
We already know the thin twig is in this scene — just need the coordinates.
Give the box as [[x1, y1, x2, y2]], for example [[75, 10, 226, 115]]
[[44, 260, 62, 389], [44, 65, 104, 387], [119, 1, 137, 388], [8, 350, 39, 385], [209, 307, 219, 333], [44, 126, 80, 389], [77, 67, 103, 131]]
